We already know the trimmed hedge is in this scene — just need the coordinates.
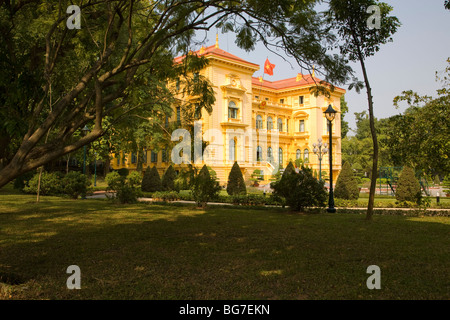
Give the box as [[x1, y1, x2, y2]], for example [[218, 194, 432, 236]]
[[152, 191, 180, 202]]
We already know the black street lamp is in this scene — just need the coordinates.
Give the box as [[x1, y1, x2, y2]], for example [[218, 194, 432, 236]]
[[313, 138, 328, 181], [324, 105, 337, 213]]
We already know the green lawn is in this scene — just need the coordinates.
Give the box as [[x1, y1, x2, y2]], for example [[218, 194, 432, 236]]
[[0, 192, 449, 300]]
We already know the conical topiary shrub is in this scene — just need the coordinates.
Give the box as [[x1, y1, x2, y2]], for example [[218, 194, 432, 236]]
[[191, 164, 221, 208], [334, 162, 359, 200], [395, 166, 421, 204], [226, 162, 247, 196], [141, 166, 162, 192], [162, 164, 177, 191], [269, 161, 296, 197]]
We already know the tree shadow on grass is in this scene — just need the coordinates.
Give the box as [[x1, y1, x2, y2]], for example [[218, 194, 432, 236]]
[[0, 198, 449, 300]]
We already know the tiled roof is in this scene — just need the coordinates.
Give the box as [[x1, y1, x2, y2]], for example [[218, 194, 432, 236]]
[[252, 75, 345, 92], [174, 45, 259, 68], [174, 46, 344, 91]]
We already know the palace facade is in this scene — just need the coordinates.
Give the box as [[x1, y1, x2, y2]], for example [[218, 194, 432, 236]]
[[111, 40, 345, 186]]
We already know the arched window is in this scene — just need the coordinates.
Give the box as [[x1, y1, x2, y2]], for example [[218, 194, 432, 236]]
[[296, 149, 301, 159], [267, 116, 273, 130], [229, 138, 236, 161], [267, 147, 273, 163], [256, 146, 263, 162], [304, 149, 309, 162], [256, 115, 263, 129], [277, 118, 283, 131], [228, 101, 238, 119], [279, 148, 283, 167]]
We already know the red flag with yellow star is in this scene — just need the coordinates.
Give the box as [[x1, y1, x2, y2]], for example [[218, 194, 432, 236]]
[[264, 58, 275, 76]]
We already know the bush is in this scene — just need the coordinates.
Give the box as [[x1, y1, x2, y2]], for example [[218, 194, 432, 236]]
[[443, 175, 450, 196], [162, 165, 177, 191], [334, 198, 359, 208], [62, 171, 91, 199], [395, 167, 421, 204], [334, 162, 359, 200], [142, 166, 162, 192], [174, 165, 195, 191], [226, 162, 246, 196], [271, 163, 327, 211], [191, 165, 221, 208], [23, 171, 64, 195], [105, 171, 142, 204], [152, 191, 180, 202], [434, 175, 440, 186]]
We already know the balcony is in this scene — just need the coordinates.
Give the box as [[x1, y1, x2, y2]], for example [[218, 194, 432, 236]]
[[252, 99, 291, 109]]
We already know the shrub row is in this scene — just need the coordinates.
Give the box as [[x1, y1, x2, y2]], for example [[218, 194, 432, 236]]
[[152, 191, 180, 202], [174, 191, 285, 206]]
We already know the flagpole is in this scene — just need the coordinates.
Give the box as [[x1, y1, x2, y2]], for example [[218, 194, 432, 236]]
[[258, 56, 268, 104]]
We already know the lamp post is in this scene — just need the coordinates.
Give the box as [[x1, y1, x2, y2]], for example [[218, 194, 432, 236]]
[[313, 138, 328, 181], [324, 105, 337, 213]]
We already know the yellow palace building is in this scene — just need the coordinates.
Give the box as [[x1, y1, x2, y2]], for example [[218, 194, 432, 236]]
[[111, 40, 345, 186]]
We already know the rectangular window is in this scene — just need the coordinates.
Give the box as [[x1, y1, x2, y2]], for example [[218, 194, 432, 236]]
[[176, 107, 181, 123], [151, 151, 158, 163], [280, 98, 284, 104], [193, 72, 199, 83], [300, 120, 305, 132], [165, 115, 169, 128], [176, 78, 180, 91], [255, 95, 259, 99], [228, 107, 237, 119], [299, 96, 304, 104], [286, 119, 289, 132], [162, 149, 167, 163], [116, 153, 120, 165], [131, 153, 137, 164]]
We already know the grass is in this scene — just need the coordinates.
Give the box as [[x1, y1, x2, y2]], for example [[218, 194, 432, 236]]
[[0, 189, 449, 300]]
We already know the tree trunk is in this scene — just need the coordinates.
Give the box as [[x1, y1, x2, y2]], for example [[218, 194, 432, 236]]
[[358, 56, 378, 220], [66, 154, 70, 174], [36, 166, 43, 202], [104, 157, 111, 176]]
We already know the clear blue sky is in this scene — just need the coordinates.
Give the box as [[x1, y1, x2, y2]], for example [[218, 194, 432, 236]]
[[195, 1, 450, 133]]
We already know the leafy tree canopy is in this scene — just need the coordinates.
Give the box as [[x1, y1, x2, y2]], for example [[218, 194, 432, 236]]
[[0, 0, 353, 188]]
